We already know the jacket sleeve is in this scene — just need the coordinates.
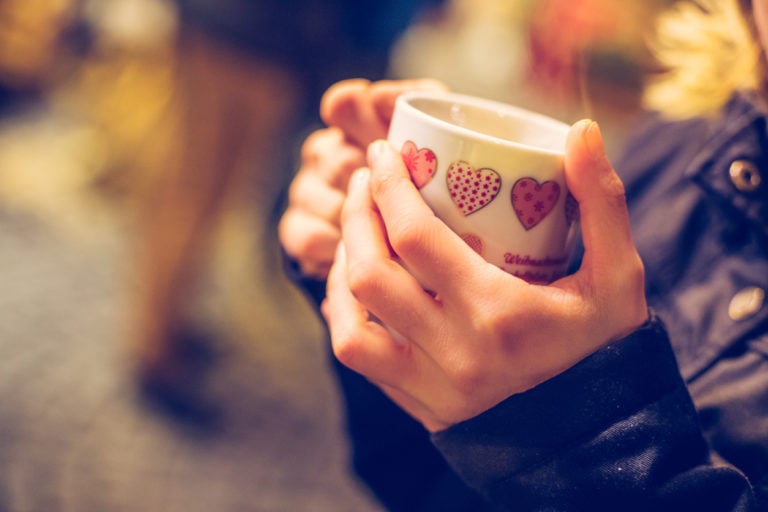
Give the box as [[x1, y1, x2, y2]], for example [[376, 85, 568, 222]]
[[431, 316, 757, 511]]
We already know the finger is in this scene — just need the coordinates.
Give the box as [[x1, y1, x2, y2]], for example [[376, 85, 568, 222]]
[[564, 120, 644, 290], [320, 79, 385, 147], [301, 128, 366, 191], [341, 167, 438, 338], [324, 243, 415, 385], [369, 79, 448, 127], [366, 140, 497, 297], [288, 170, 345, 228], [278, 208, 339, 278], [321, 79, 447, 147]]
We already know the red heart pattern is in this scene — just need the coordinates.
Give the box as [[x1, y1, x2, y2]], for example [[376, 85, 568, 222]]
[[511, 178, 560, 230], [400, 141, 437, 189], [460, 233, 484, 256], [446, 161, 501, 216]]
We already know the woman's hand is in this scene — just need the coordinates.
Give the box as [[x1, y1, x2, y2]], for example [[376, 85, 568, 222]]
[[278, 78, 445, 278], [278, 126, 363, 278], [323, 120, 649, 432]]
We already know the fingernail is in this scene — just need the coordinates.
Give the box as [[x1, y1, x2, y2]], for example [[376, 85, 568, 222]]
[[367, 140, 387, 165], [350, 167, 370, 190], [584, 120, 605, 159]]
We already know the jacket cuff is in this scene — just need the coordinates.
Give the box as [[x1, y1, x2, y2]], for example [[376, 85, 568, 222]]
[[431, 316, 682, 495]]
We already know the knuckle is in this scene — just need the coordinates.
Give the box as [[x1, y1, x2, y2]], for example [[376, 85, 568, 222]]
[[331, 331, 360, 368], [277, 210, 308, 254], [622, 251, 647, 294], [277, 214, 295, 253], [300, 129, 327, 163], [445, 356, 485, 395], [286, 174, 307, 205], [312, 132, 365, 189], [601, 170, 628, 207], [280, 223, 336, 271], [385, 215, 431, 258], [300, 260, 331, 280], [369, 168, 401, 198], [335, 146, 366, 174], [389, 224, 423, 257], [345, 258, 385, 301], [296, 238, 330, 265], [627, 251, 645, 279], [474, 305, 519, 342], [305, 229, 337, 256], [320, 79, 369, 113]]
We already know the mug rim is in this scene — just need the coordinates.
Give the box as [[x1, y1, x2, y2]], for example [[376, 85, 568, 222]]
[[395, 91, 569, 156]]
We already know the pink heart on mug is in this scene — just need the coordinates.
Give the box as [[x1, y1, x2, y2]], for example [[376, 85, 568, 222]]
[[400, 141, 436, 189], [460, 233, 484, 256], [446, 160, 501, 216], [511, 177, 560, 230]]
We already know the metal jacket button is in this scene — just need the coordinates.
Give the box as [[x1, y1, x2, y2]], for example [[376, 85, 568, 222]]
[[728, 286, 765, 321], [729, 160, 762, 193]]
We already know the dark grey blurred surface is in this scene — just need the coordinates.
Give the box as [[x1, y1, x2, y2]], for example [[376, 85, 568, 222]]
[[0, 200, 381, 511]]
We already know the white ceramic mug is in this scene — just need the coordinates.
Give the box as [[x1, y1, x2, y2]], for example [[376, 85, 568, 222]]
[[387, 91, 580, 283]]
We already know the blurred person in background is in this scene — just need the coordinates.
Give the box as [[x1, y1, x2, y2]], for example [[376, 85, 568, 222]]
[[279, 0, 768, 510], [0, 0, 80, 107], [130, 0, 446, 421]]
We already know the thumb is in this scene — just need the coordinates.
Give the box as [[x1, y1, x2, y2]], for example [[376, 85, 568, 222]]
[[564, 119, 637, 282]]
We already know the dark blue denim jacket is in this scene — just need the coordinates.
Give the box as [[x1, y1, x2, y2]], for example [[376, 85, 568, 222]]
[[287, 93, 767, 511]]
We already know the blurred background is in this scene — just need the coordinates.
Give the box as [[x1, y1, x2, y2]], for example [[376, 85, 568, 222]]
[[0, 0, 669, 510]]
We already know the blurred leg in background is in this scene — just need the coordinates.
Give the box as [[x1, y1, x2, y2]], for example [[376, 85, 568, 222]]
[[128, 0, 443, 421], [130, 21, 303, 419]]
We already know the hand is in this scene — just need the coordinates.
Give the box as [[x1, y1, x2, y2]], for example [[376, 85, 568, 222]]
[[278, 78, 446, 278], [323, 120, 649, 432]]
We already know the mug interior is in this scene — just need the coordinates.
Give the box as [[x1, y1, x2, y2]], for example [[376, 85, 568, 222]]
[[405, 94, 567, 153]]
